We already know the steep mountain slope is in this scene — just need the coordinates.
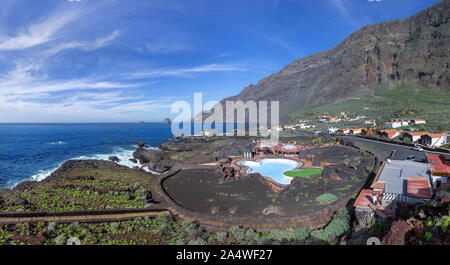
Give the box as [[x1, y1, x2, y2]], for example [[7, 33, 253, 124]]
[[204, 0, 449, 124]]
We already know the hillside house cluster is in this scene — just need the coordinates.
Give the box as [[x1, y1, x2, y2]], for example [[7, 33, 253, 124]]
[[334, 127, 447, 148], [385, 119, 426, 128], [315, 113, 366, 123]]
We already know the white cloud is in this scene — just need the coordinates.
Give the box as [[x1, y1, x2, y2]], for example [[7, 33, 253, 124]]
[[129, 63, 246, 79], [0, 11, 79, 51], [44, 30, 120, 56], [145, 41, 190, 54]]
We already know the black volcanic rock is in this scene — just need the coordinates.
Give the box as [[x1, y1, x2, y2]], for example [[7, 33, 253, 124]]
[[132, 148, 174, 173], [137, 141, 147, 148], [108, 156, 120, 163], [201, 0, 449, 122]]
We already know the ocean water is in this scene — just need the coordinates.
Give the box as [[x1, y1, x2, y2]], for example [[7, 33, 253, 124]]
[[0, 123, 173, 189]]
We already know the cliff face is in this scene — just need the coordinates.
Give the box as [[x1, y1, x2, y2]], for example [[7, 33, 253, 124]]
[[206, 0, 449, 122]]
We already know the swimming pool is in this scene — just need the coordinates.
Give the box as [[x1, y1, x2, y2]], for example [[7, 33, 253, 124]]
[[240, 158, 299, 185]]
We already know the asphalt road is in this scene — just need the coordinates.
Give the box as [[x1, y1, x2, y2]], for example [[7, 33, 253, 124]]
[[337, 135, 449, 163]]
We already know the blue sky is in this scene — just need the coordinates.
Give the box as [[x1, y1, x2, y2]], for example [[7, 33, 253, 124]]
[[0, 0, 441, 122]]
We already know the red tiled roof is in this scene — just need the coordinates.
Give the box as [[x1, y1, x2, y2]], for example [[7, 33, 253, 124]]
[[381, 130, 401, 139], [371, 182, 386, 190], [426, 133, 446, 139], [427, 155, 450, 175], [407, 178, 432, 199], [407, 132, 428, 136], [354, 189, 383, 208]]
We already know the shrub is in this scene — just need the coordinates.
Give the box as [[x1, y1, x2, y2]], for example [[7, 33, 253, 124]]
[[315, 193, 338, 205], [310, 229, 327, 242], [441, 216, 450, 233], [154, 213, 171, 227], [187, 238, 207, 245], [210, 205, 220, 215], [293, 227, 311, 241], [214, 232, 227, 243], [110, 222, 120, 233], [267, 229, 293, 243], [48, 222, 57, 233], [134, 187, 149, 202], [54, 233, 67, 245], [324, 216, 349, 240], [425, 231, 433, 242], [183, 221, 200, 237], [229, 226, 245, 243]]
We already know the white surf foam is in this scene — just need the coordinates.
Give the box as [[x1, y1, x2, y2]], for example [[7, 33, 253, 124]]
[[50, 141, 66, 145], [21, 145, 160, 188]]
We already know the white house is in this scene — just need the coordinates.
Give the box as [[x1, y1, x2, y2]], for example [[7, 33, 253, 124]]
[[402, 132, 428, 143], [420, 133, 447, 147], [272, 126, 283, 132], [401, 120, 410, 126], [328, 127, 338, 133], [364, 120, 376, 126], [385, 121, 402, 128], [412, 119, 426, 125], [299, 123, 315, 129]]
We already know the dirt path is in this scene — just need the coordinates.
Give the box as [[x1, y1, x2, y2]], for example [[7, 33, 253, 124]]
[[0, 208, 169, 224]]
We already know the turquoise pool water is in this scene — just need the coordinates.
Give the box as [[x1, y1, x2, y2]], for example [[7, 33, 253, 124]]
[[241, 159, 299, 185]]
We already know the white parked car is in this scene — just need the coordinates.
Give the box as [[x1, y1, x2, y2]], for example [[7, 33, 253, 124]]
[[412, 146, 423, 151]]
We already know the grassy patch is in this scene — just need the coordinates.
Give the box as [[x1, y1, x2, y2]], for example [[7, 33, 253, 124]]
[[315, 193, 338, 205], [284, 169, 323, 178]]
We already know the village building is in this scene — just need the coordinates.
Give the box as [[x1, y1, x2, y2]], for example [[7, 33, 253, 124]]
[[284, 124, 296, 130], [371, 160, 432, 202], [273, 142, 302, 156], [364, 119, 376, 126], [377, 129, 402, 139], [329, 117, 341, 123], [361, 128, 378, 136], [426, 155, 450, 188], [337, 128, 351, 134], [298, 123, 315, 129], [350, 128, 363, 135], [317, 115, 331, 122], [272, 126, 283, 132], [419, 133, 447, 147], [385, 121, 402, 128], [401, 132, 428, 143], [401, 120, 410, 126], [327, 127, 338, 133], [411, 119, 426, 125]]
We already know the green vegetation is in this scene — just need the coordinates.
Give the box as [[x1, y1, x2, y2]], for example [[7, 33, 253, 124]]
[[310, 208, 350, 242], [292, 83, 450, 131], [0, 210, 348, 245], [335, 184, 353, 191], [284, 169, 323, 178], [0, 163, 152, 213], [315, 193, 338, 205]]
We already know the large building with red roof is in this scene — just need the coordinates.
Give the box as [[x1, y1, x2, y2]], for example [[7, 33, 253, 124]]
[[426, 155, 450, 188], [355, 159, 433, 217]]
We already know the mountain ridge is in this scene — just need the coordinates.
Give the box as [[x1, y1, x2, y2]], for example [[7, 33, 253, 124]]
[[202, 0, 449, 124]]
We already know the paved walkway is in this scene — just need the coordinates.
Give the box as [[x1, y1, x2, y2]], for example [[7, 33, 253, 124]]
[[0, 208, 169, 224]]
